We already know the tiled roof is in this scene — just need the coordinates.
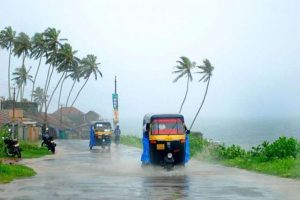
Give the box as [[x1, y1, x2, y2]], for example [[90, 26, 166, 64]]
[[52, 107, 84, 116], [26, 112, 71, 129]]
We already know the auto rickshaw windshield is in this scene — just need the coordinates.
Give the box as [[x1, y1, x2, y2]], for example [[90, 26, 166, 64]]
[[151, 118, 184, 135], [94, 122, 111, 131]]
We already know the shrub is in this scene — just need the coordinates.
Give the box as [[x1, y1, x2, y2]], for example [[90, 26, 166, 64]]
[[189, 133, 209, 157], [213, 144, 246, 159], [0, 126, 10, 152], [250, 136, 300, 161]]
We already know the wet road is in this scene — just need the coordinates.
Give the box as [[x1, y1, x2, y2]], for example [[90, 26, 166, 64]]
[[1, 140, 300, 200]]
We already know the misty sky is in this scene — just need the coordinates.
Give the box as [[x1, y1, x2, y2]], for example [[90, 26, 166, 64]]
[[0, 0, 300, 125]]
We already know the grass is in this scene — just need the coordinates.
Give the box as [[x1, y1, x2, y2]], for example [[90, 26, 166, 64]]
[[0, 141, 51, 159], [120, 135, 142, 148], [0, 163, 36, 183], [0, 141, 50, 184], [221, 157, 300, 178], [19, 141, 51, 159]]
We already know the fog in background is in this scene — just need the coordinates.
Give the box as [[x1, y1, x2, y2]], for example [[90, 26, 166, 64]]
[[1, 0, 300, 128]]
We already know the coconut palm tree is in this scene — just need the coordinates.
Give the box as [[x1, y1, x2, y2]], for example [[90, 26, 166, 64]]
[[13, 32, 31, 67], [65, 65, 83, 108], [0, 26, 16, 100], [42, 27, 66, 126], [54, 43, 80, 115], [70, 54, 102, 107], [11, 65, 33, 101], [173, 56, 196, 113], [189, 59, 214, 130], [43, 28, 66, 104], [30, 32, 46, 101], [32, 87, 47, 112]]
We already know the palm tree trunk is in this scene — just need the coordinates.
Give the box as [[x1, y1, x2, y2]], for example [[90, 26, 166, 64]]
[[31, 57, 42, 101], [70, 77, 89, 108], [189, 77, 211, 130], [21, 53, 27, 101], [39, 103, 43, 112], [16, 88, 20, 101], [57, 74, 67, 119], [21, 84, 25, 102], [8, 47, 12, 100], [43, 64, 52, 126], [46, 66, 55, 93], [66, 80, 76, 107], [46, 72, 66, 111], [179, 76, 190, 113]]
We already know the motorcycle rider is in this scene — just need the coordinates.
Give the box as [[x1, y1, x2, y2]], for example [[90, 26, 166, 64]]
[[114, 125, 121, 145]]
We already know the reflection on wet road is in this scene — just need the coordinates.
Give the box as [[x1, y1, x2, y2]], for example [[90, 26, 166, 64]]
[[1, 140, 300, 199]]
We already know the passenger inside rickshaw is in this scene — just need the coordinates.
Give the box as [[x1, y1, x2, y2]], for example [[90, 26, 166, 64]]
[[151, 119, 184, 135]]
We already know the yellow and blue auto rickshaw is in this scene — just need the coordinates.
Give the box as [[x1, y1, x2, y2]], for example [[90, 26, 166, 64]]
[[89, 121, 112, 150], [141, 114, 190, 169]]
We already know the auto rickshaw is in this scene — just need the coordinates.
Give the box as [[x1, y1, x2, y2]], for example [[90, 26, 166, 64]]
[[141, 114, 190, 169], [89, 121, 112, 150]]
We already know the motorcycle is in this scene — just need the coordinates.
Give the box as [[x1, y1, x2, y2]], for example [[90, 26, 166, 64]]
[[41, 134, 56, 154], [2, 137, 22, 158]]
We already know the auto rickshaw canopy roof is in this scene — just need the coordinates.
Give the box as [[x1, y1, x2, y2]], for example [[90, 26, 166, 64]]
[[143, 113, 185, 125]]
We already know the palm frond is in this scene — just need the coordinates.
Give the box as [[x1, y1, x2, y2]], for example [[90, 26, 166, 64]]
[[173, 71, 186, 82]]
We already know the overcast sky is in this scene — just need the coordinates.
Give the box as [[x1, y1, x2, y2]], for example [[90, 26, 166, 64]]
[[0, 0, 300, 125]]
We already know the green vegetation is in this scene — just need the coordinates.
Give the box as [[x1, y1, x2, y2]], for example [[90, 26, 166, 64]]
[[0, 162, 36, 183], [121, 133, 300, 179], [120, 135, 142, 148], [197, 136, 300, 179], [0, 127, 50, 183], [19, 141, 51, 158], [0, 127, 51, 159]]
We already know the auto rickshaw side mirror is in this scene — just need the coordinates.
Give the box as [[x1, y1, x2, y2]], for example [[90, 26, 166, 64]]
[[186, 129, 190, 134]]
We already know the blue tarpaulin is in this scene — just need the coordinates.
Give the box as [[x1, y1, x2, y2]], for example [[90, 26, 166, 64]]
[[185, 134, 190, 163], [89, 125, 95, 147], [141, 136, 150, 164]]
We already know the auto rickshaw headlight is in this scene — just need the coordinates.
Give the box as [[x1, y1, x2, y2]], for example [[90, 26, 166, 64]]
[[167, 153, 173, 159]]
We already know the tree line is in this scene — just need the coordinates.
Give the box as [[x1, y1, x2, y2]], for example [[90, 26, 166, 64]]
[[0, 26, 102, 123]]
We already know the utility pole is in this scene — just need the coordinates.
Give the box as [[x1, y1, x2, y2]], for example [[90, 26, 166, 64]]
[[115, 76, 117, 94], [60, 104, 63, 127], [112, 76, 119, 129], [44, 95, 48, 133], [12, 87, 16, 138]]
